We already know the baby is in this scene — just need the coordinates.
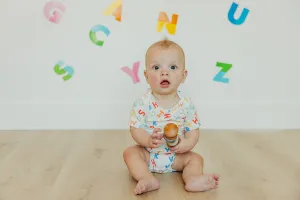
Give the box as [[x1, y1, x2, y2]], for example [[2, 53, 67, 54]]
[[123, 38, 219, 195]]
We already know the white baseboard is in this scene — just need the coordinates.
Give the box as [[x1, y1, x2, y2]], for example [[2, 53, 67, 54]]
[[0, 102, 299, 130]]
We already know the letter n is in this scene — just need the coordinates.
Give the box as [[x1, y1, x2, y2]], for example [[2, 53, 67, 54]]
[[156, 11, 178, 35]]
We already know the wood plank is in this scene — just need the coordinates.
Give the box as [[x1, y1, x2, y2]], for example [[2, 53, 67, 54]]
[[0, 130, 299, 200]]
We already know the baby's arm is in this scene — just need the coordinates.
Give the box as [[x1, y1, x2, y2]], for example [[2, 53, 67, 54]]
[[130, 127, 151, 147], [128, 98, 163, 148], [170, 129, 199, 153], [130, 127, 163, 148], [183, 128, 199, 148], [170, 97, 201, 153]]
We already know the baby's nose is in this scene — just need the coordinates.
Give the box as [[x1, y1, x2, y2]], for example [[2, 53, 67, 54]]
[[161, 71, 169, 75]]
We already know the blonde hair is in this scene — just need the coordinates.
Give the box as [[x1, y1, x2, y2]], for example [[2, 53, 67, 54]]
[[145, 37, 185, 68]]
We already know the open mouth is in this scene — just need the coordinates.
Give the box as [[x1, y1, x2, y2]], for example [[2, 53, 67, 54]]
[[160, 80, 170, 88], [160, 80, 170, 85]]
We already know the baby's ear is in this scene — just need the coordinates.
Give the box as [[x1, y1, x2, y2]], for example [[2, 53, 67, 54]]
[[183, 69, 188, 77], [181, 70, 187, 83], [144, 70, 150, 84]]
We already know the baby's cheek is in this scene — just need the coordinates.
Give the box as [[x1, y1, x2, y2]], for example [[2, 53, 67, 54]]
[[149, 75, 160, 85]]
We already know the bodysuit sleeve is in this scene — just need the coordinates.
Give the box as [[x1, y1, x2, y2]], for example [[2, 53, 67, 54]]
[[129, 98, 147, 129], [183, 97, 201, 132]]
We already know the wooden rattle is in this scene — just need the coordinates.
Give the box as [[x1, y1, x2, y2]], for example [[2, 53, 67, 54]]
[[163, 123, 179, 147]]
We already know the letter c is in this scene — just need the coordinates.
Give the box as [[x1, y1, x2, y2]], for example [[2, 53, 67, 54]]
[[89, 25, 111, 46]]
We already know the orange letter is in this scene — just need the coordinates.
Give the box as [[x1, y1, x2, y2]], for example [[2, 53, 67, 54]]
[[103, 0, 122, 22], [164, 113, 171, 119], [152, 102, 158, 109], [192, 117, 199, 124], [157, 110, 164, 118], [178, 102, 183, 108], [138, 110, 145, 116], [157, 11, 178, 35]]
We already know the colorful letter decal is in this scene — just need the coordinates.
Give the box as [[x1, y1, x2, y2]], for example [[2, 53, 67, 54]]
[[103, 0, 122, 22], [43, 1, 66, 24], [54, 60, 74, 81], [228, 2, 250, 25], [121, 61, 140, 84], [157, 12, 178, 35], [213, 62, 232, 83], [89, 25, 110, 46]]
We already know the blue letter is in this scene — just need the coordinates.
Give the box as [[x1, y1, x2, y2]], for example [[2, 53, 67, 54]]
[[228, 2, 249, 25], [213, 71, 229, 83]]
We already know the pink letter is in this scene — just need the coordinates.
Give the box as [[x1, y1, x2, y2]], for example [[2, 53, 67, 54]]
[[44, 1, 66, 24], [121, 61, 140, 84]]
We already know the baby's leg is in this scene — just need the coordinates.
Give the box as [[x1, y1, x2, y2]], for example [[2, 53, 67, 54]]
[[172, 151, 219, 192], [123, 145, 160, 195]]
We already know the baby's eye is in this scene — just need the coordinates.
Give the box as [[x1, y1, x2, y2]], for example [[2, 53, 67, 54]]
[[152, 65, 160, 70], [169, 65, 177, 70]]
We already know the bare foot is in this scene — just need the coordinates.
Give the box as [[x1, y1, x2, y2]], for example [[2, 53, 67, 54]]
[[134, 176, 160, 195], [185, 174, 220, 192]]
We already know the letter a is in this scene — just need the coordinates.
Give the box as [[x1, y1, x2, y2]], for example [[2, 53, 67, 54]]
[[228, 2, 250, 25], [157, 11, 178, 35], [103, 0, 122, 22]]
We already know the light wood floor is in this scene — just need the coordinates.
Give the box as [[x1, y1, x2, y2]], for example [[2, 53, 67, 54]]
[[0, 130, 299, 200]]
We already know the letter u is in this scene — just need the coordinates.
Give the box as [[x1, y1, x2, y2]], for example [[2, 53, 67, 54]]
[[228, 2, 250, 25]]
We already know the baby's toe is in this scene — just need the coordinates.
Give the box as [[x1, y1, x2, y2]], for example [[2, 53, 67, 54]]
[[212, 180, 218, 188], [213, 174, 220, 181], [140, 185, 145, 192], [135, 186, 141, 194]]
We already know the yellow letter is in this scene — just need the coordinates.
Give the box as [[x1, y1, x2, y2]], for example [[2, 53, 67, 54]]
[[103, 0, 122, 22], [157, 11, 178, 35]]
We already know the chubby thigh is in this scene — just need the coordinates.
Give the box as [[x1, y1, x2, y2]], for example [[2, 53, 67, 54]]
[[171, 151, 204, 172], [136, 145, 150, 163], [123, 145, 150, 165]]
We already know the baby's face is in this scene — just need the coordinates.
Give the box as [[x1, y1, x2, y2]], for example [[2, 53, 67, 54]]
[[144, 45, 187, 95]]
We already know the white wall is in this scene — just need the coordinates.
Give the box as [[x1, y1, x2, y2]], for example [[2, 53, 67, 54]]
[[0, 0, 299, 130]]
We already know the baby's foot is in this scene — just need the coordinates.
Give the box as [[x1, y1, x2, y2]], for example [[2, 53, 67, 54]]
[[185, 174, 220, 192], [134, 176, 160, 195]]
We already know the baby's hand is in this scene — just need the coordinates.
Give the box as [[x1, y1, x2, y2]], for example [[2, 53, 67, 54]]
[[170, 137, 191, 154], [148, 128, 164, 148]]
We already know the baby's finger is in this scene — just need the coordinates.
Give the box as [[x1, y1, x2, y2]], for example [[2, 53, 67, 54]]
[[151, 143, 159, 148], [173, 149, 181, 153], [153, 127, 160, 132], [152, 132, 162, 139], [171, 146, 180, 152], [150, 144, 159, 148], [153, 128, 162, 133], [151, 132, 158, 138], [152, 139, 164, 145], [170, 146, 179, 152], [157, 132, 164, 139]]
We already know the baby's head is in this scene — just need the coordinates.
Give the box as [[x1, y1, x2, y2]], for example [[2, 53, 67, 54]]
[[144, 38, 187, 96]]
